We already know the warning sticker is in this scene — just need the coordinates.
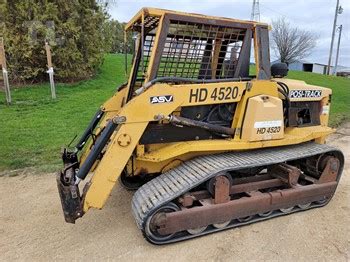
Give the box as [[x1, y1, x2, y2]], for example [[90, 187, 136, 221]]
[[254, 120, 283, 129], [322, 105, 330, 115]]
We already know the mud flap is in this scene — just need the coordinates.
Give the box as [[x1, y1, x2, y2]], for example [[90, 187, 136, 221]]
[[56, 172, 83, 223]]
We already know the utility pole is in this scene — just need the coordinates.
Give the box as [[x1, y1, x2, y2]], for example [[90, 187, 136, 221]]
[[333, 24, 343, 75], [251, 0, 261, 22], [326, 0, 343, 75]]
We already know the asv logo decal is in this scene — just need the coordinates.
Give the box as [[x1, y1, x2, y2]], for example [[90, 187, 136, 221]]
[[289, 90, 322, 98], [150, 95, 174, 104]]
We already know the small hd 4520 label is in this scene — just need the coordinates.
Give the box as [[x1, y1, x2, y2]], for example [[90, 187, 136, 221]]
[[289, 90, 322, 98], [150, 95, 173, 104]]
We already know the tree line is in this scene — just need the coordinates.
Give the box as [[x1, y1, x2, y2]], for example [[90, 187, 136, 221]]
[[0, 0, 132, 84], [0, 1, 317, 84]]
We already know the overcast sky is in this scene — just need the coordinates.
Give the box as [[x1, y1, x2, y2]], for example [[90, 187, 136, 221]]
[[107, 0, 350, 67]]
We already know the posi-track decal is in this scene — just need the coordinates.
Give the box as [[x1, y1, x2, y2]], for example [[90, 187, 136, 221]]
[[289, 90, 322, 99]]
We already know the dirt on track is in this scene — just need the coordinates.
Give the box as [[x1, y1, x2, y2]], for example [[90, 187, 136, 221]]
[[1, 124, 350, 261]]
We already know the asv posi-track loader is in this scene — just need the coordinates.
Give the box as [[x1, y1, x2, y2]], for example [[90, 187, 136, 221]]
[[57, 8, 344, 244]]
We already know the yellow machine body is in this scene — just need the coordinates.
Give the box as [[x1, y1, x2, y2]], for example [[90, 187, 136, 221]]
[[57, 8, 337, 237], [82, 79, 332, 212]]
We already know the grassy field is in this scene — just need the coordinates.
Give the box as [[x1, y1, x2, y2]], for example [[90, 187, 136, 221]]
[[287, 70, 350, 126], [0, 54, 128, 171], [0, 54, 349, 171]]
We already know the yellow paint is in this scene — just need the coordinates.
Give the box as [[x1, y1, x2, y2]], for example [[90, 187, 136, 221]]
[[145, 14, 165, 83], [84, 122, 148, 211], [241, 95, 284, 141], [125, 7, 268, 31], [79, 8, 334, 214], [136, 125, 333, 163], [82, 78, 333, 212]]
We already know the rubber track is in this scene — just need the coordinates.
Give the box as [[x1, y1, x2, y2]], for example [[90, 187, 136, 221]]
[[131, 142, 343, 241]]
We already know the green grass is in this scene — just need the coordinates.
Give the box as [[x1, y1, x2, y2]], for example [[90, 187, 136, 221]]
[[0, 54, 128, 171], [287, 71, 350, 126], [0, 55, 349, 171]]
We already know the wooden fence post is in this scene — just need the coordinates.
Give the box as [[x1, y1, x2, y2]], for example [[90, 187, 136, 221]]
[[45, 41, 56, 99], [0, 37, 11, 105]]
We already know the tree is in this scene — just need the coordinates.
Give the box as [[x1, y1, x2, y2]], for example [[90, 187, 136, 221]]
[[271, 18, 317, 65], [0, 0, 108, 83], [102, 19, 133, 54]]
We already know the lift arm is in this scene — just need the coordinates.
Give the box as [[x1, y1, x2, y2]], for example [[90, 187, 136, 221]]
[[57, 81, 247, 223]]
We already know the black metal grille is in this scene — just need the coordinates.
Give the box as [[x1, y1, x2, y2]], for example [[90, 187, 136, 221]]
[[158, 21, 246, 79], [136, 34, 155, 86], [131, 16, 160, 32], [134, 19, 247, 85]]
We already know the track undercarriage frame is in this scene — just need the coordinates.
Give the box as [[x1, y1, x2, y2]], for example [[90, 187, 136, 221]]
[[132, 143, 344, 244]]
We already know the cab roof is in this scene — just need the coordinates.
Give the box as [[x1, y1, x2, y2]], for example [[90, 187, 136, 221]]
[[125, 7, 269, 31]]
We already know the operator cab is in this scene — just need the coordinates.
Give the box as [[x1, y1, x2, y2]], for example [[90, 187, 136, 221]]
[[124, 7, 272, 99]]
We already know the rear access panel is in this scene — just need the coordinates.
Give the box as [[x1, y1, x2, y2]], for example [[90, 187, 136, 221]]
[[241, 95, 284, 141]]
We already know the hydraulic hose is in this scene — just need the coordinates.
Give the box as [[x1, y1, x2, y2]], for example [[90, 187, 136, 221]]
[[168, 115, 235, 137], [75, 120, 119, 181]]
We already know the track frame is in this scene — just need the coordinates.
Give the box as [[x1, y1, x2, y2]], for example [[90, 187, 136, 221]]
[[131, 142, 344, 244]]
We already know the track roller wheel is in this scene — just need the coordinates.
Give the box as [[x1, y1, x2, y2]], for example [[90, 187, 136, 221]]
[[279, 207, 294, 213], [206, 173, 233, 196], [144, 203, 179, 242], [213, 221, 231, 229], [315, 197, 329, 205], [258, 211, 273, 217], [237, 216, 253, 222], [187, 226, 207, 235], [297, 203, 311, 209]]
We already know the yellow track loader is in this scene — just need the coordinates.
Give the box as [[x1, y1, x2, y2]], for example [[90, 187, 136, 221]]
[[57, 8, 344, 244]]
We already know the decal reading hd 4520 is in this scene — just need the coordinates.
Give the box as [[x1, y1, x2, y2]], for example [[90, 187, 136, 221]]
[[289, 90, 322, 99], [189, 86, 239, 103], [150, 95, 174, 104]]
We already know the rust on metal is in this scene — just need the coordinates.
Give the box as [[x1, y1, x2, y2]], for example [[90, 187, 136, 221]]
[[270, 163, 300, 187], [178, 194, 194, 207], [157, 182, 337, 235], [318, 156, 340, 183], [56, 172, 83, 223], [230, 178, 283, 194], [232, 173, 275, 185], [214, 176, 230, 204]]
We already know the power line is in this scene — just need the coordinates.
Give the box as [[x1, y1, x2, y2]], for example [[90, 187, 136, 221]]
[[260, 4, 287, 19]]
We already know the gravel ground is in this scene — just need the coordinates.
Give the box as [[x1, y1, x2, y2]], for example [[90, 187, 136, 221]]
[[1, 123, 349, 261]]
